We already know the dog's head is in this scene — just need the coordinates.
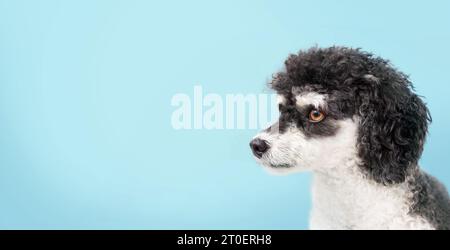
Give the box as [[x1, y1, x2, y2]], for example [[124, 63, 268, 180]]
[[250, 47, 430, 185]]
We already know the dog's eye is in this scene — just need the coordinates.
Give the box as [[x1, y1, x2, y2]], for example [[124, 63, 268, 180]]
[[309, 109, 325, 123]]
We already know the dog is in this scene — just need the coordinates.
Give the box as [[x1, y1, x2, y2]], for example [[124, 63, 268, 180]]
[[250, 46, 450, 230]]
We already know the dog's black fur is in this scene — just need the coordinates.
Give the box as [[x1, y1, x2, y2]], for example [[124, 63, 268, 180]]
[[270, 46, 450, 229]]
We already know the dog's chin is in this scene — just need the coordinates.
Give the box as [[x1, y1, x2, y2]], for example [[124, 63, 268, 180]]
[[257, 161, 304, 175]]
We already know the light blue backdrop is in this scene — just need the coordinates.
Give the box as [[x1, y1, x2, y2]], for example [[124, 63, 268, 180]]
[[1, 0, 449, 229]]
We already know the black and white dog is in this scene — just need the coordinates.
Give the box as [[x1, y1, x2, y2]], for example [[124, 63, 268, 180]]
[[250, 47, 450, 230]]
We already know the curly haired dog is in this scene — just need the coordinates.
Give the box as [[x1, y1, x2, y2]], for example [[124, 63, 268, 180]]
[[250, 46, 450, 230]]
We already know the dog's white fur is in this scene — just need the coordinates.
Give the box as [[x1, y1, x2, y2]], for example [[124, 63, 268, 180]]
[[295, 92, 326, 108], [253, 93, 435, 229]]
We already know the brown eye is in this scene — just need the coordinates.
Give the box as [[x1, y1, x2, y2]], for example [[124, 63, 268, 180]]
[[309, 109, 325, 123]]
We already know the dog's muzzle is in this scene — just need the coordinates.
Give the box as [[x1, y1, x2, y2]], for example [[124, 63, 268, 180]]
[[249, 138, 269, 158]]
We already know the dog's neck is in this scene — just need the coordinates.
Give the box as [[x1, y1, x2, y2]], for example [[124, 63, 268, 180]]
[[309, 163, 433, 229]]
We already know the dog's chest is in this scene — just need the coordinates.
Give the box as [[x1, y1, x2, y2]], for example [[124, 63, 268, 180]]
[[309, 173, 434, 230]]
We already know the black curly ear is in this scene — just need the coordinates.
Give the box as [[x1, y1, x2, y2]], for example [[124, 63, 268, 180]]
[[357, 74, 431, 185]]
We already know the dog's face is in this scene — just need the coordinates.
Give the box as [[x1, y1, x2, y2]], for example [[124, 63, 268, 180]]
[[251, 87, 358, 175], [250, 47, 430, 184]]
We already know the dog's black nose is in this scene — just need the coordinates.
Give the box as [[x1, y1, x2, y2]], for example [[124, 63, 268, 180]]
[[250, 138, 269, 158]]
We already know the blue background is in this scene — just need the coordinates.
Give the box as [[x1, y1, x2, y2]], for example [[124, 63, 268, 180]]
[[1, 0, 449, 229]]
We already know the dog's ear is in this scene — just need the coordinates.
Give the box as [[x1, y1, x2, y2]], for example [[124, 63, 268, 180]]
[[356, 74, 431, 185]]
